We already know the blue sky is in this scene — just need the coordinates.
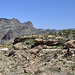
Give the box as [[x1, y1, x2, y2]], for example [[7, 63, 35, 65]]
[[0, 0, 75, 29]]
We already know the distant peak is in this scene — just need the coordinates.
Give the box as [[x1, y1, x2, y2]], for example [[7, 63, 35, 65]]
[[0, 18, 33, 24], [11, 18, 20, 23], [27, 21, 32, 24], [12, 18, 18, 20], [0, 18, 21, 24], [0, 18, 8, 21]]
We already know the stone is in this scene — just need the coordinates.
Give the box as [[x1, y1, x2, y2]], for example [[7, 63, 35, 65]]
[[14, 42, 28, 50], [8, 50, 15, 57]]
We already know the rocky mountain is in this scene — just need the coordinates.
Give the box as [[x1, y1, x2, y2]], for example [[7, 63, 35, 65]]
[[0, 18, 53, 44]]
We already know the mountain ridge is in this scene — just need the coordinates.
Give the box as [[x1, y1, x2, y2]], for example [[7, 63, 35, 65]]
[[0, 18, 55, 44]]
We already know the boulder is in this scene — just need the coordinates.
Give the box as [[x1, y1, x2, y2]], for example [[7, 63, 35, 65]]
[[8, 50, 15, 57], [35, 39, 59, 46], [42, 45, 47, 49], [32, 39, 59, 48], [56, 36, 63, 39], [35, 38, 43, 44], [47, 39, 59, 46], [14, 42, 28, 50], [48, 35, 55, 38]]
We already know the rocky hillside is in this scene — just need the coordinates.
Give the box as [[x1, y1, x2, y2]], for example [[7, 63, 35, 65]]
[[0, 18, 55, 44], [0, 30, 75, 75], [0, 18, 75, 75], [0, 18, 35, 43]]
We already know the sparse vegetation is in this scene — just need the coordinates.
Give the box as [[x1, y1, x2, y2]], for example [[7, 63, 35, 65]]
[[0, 29, 75, 75]]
